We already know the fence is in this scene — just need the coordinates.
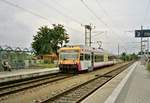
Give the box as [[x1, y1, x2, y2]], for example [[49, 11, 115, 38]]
[[0, 46, 33, 71]]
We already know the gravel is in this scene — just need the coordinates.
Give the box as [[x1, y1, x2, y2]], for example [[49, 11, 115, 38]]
[[0, 63, 128, 103]]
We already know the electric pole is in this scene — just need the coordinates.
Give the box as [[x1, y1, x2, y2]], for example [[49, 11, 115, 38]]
[[147, 37, 149, 55], [118, 43, 120, 57], [141, 25, 143, 55], [82, 24, 95, 47]]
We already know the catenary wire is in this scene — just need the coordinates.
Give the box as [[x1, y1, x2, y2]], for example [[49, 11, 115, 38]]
[[0, 0, 83, 34]]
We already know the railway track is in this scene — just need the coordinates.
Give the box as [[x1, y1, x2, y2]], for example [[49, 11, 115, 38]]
[[0, 73, 73, 97], [40, 62, 133, 103]]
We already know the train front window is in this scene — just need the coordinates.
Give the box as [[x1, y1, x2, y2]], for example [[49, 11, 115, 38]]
[[60, 50, 79, 60]]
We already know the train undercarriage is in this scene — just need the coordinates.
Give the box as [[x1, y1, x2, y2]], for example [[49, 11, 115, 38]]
[[59, 64, 78, 73]]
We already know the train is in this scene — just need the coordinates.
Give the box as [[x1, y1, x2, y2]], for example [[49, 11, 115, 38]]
[[58, 45, 117, 73]]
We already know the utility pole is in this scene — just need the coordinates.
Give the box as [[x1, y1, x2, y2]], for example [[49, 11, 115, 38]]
[[147, 37, 149, 55], [82, 24, 95, 47], [135, 26, 150, 63], [118, 43, 120, 57], [85, 25, 91, 47], [141, 26, 143, 55]]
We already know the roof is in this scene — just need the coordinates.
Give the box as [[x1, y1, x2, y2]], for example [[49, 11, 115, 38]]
[[58, 45, 115, 56], [59, 45, 104, 52]]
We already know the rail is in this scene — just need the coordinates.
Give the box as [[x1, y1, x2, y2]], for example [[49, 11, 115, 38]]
[[40, 62, 133, 103]]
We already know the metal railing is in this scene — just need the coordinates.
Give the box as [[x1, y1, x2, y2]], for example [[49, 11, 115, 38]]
[[0, 46, 33, 71]]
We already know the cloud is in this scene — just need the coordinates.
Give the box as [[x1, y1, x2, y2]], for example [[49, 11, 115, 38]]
[[0, 0, 149, 54], [0, 2, 33, 47]]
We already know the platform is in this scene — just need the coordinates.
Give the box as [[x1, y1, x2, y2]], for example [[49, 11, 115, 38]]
[[0, 67, 59, 83], [81, 62, 138, 103], [103, 61, 150, 103], [113, 62, 150, 103]]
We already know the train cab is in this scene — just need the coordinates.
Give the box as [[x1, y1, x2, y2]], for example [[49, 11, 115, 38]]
[[58, 46, 81, 73]]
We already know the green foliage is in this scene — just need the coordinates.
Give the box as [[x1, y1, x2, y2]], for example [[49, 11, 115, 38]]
[[120, 52, 138, 61], [120, 52, 126, 61], [147, 63, 150, 72], [36, 63, 56, 68], [32, 24, 69, 55], [130, 53, 138, 60]]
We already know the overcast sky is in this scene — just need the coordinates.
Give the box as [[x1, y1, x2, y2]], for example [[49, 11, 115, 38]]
[[0, 0, 150, 54]]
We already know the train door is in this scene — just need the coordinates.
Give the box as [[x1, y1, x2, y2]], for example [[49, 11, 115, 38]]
[[91, 52, 94, 67], [88, 52, 94, 72]]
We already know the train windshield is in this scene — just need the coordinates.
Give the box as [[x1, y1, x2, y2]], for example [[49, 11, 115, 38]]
[[59, 50, 79, 60]]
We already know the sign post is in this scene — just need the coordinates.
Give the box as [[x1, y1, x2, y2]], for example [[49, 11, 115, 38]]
[[135, 29, 150, 37], [135, 28, 150, 62]]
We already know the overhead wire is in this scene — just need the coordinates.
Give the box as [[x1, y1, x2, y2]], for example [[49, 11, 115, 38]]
[[80, 0, 111, 41], [1, 0, 137, 50], [94, 0, 112, 23], [81, 0, 123, 43], [143, 0, 150, 25], [38, 0, 82, 25], [0, 0, 83, 34], [81, 0, 108, 27], [52, 0, 83, 25], [95, 0, 128, 30], [81, 0, 131, 46], [41, 0, 111, 46], [0, 0, 49, 21], [94, 0, 123, 29]]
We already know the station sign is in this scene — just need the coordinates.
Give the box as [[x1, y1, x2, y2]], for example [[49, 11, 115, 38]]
[[135, 30, 150, 37]]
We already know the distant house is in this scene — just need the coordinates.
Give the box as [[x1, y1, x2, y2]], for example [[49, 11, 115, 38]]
[[37, 53, 58, 63]]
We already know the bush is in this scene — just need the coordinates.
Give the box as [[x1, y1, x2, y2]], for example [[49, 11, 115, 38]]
[[147, 63, 150, 72]]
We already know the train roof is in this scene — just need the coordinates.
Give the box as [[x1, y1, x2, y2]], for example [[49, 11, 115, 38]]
[[59, 45, 116, 56], [59, 45, 104, 52]]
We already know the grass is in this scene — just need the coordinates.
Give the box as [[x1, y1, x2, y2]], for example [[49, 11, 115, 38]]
[[29, 63, 57, 69], [147, 63, 150, 72], [36, 63, 57, 68]]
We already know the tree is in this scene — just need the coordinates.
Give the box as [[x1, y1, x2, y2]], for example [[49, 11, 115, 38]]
[[32, 24, 69, 55], [120, 52, 126, 61], [130, 53, 138, 60], [120, 52, 138, 61]]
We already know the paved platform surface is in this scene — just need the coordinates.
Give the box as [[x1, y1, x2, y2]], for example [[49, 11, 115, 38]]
[[0, 68, 59, 83], [82, 62, 137, 103], [114, 62, 150, 103]]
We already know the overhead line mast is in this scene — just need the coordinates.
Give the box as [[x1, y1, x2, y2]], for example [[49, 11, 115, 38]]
[[80, 0, 123, 43], [82, 24, 95, 47]]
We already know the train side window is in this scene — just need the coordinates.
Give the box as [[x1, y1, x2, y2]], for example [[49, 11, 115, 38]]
[[80, 53, 84, 60], [100, 55, 104, 61], [97, 55, 100, 62], [94, 54, 98, 62], [108, 56, 110, 61], [88, 54, 91, 60], [94, 54, 104, 62], [108, 56, 113, 61], [85, 54, 88, 60], [85, 54, 90, 60]]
